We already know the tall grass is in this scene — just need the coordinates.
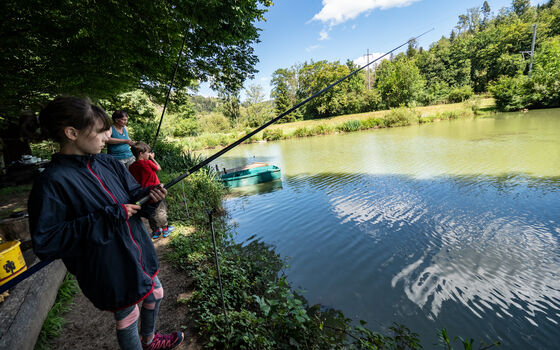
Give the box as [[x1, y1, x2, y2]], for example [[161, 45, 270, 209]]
[[34, 274, 79, 350]]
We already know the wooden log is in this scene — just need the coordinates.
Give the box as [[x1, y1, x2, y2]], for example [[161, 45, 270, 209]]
[[0, 217, 31, 242]]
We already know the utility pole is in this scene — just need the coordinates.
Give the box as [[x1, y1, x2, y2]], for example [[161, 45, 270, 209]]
[[528, 24, 537, 78]]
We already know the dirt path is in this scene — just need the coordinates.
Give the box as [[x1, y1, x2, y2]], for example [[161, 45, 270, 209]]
[[49, 236, 200, 350]]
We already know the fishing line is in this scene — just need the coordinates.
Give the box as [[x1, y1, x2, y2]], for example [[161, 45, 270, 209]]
[[136, 28, 434, 205], [151, 31, 188, 153]]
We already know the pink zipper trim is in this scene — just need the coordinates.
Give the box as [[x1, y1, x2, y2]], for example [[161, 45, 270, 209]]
[[87, 160, 153, 281]]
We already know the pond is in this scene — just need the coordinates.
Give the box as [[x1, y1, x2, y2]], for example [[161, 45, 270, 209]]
[[211, 109, 560, 349]]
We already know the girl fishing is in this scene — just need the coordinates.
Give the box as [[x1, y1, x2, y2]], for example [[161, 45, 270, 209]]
[[28, 96, 183, 350]]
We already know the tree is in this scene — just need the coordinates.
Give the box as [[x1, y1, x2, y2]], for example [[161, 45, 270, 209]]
[[526, 38, 560, 107], [219, 90, 241, 126], [296, 60, 365, 118], [0, 0, 272, 159], [271, 66, 303, 122], [512, 0, 530, 16], [242, 85, 274, 127], [456, 7, 482, 33], [406, 39, 418, 58], [482, 1, 492, 25], [375, 56, 425, 108]]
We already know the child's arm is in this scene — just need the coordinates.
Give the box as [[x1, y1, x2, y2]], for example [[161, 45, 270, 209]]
[[148, 152, 162, 171]]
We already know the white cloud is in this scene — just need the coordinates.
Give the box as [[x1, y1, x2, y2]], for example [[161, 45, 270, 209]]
[[353, 51, 386, 68], [319, 29, 330, 41], [313, 0, 420, 26], [306, 45, 321, 52]]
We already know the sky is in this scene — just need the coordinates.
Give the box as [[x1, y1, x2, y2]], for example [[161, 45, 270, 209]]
[[197, 0, 546, 100]]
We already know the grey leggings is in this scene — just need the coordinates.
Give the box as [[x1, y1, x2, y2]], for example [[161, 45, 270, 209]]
[[113, 276, 163, 350]]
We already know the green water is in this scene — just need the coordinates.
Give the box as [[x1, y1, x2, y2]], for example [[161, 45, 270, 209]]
[[214, 109, 560, 178], [209, 109, 560, 349]]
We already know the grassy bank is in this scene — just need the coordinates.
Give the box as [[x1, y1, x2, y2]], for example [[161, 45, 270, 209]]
[[170, 97, 495, 151]]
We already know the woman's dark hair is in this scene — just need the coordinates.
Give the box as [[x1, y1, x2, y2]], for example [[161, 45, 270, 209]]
[[112, 110, 128, 122], [39, 96, 111, 143]]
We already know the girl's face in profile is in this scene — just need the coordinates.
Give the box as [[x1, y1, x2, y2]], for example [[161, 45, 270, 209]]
[[73, 119, 111, 155]]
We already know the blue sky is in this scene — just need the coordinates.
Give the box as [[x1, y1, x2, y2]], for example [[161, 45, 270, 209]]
[[198, 0, 545, 100]]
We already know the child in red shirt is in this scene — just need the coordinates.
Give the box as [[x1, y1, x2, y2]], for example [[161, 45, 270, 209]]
[[130, 141, 174, 239]]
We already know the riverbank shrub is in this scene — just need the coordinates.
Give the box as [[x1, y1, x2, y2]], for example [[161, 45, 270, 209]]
[[311, 124, 335, 135], [293, 127, 310, 138], [490, 38, 560, 111], [447, 86, 474, 103], [361, 117, 384, 129], [263, 129, 283, 141], [172, 117, 201, 137], [384, 108, 420, 127], [489, 75, 528, 111], [336, 120, 362, 132], [198, 112, 232, 134], [154, 140, 207, 173]]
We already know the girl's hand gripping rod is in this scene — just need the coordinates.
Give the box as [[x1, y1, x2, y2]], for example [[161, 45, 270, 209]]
[[135, 29, 433, 206]]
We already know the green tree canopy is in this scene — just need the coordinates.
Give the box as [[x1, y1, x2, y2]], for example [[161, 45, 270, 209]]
[[296, 60, 365, 118], [375, 56, 425, 108], [0, 0, 272, 123]]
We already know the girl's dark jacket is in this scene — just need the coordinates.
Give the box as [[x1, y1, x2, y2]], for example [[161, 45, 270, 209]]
[[28, 153, 159, 311]]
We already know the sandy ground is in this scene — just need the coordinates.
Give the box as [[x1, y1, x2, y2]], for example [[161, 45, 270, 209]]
[[48, 236, 200, 350]]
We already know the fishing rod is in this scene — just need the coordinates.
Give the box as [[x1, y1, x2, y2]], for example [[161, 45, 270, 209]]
[[151, 29, 189, 152], [137, 28, 434, 205], [0, 30, 433, 295]]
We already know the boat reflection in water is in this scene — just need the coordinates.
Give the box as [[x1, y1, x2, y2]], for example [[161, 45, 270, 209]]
[[226, 178, 283, 197]]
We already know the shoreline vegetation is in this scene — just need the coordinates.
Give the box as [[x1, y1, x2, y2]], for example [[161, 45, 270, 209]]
[[178, 96, 496, 152]]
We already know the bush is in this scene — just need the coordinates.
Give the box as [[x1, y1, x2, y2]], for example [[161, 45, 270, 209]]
[[420, 81, 450, 105], [489, 75, 528, 111], [440, 110, 460, 119], [336, 120, 362, 132], [30, 141, 58, 160], [154, 140, 208, 173], [361, 117, 384, 129], [292, 127, 310, 138], [262, 129, 283, 141], [526, 38, 560, 108], [465, 95, 483, 114], [311, 124, 334, 135], [447, 85, 473, 103], [383, 108, 420, 127], [172, 117, 201, 137], [361, 89, 383, 112], [198, 112, 232, 134]]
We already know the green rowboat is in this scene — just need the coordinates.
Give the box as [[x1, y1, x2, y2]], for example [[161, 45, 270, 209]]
[[220, 163, 281, 188]]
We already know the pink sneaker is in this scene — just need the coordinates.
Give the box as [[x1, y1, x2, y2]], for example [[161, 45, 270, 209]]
[[142, 332, 184, 350]]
